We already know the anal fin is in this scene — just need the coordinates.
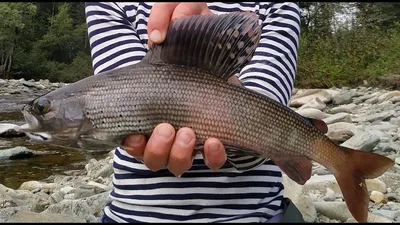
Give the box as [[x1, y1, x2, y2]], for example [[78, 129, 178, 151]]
[[303, 116, 328, 134], [273, 156, 313, 185]]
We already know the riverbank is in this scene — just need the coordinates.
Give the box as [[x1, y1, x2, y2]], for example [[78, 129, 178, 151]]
[[0, 78, 400, 222]]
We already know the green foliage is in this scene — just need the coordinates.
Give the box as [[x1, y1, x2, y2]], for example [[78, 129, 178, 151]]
[[0, 2, 91, 82], [2, 2, 400, 88], [296, 2, 400, 88]]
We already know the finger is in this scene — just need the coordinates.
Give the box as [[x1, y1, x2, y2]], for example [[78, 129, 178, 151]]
[[170, 3, 212, 20], [167, 127, 196, 177], [228, 75, 243, 86], [121, 134, 147, 158], [143, 123, 176, 171], [147, 2, 180, 47], [203, 138, 227, 171]]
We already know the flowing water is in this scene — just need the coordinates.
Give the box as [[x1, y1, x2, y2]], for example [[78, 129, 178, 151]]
[[0, 93, 108, 189]]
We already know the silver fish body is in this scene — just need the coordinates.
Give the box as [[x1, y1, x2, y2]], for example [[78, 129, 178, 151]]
[[24, 62, 320, 158]]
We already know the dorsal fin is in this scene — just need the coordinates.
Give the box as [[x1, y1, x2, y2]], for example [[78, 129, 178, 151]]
[[142, 12, 262, 80]]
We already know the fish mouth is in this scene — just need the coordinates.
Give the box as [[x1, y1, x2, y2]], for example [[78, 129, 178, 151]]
[[20, 105, 41, 132], [17, 105, 53, 142]]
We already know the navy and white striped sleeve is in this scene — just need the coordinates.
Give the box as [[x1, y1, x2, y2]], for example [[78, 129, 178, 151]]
[[85, 2, 146, 75], [240, 2, 300, 106]]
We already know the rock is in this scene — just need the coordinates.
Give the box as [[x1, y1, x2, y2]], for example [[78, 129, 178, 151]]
[[373, 209, 400, 220], [329, 103, 358, 114], [64, 193, 75, 200], [0, 207, 19, 222], [366, 178, 387, 193], [325, 89, 341, 99], [313, 164, 331, 176], [295, 108, 329, 120], [86, 159, 113, 179], [59, 186, 76, 195], [73, 188, 97, 199], [340, 131, 380, 152], [326, 129, 354, 142], [0, 192, 17, 208], [0, 140, 12, 148], [345, 213, 393, 223], [323, 113, 352, 124], [395, 157, 400, 165], [367, 123, 399, 132], [389, 95, 400, 103], [0, 123, 24, 137], [86, 181, 111, 192], [332, 90, 356, 105], [379, 173, 400, 192], [378, 91, 400, 103], [369, 131, 393, 143], [370, 191, 385, 204], [314, 202, 352, 222], [352, 110, 395, 123], [43, 191, 111, 223], [388, 202, 400, 211], [322, 187, 336, 201], [8, 210, 86, 223], [49, 192, 64, 204], [0, 184, 49, 213], [294, 195, 317, 223], [386, 192, 400, 202], [365, 96, 379, 104], [353, 93, 379, 104], [0, 146, 34, 160], [327, 122, 359, 135], [291, 89, 323, 99], [290, 90, 332, 107], [299, 97, 327, 110], [18, 181, 56, 192]]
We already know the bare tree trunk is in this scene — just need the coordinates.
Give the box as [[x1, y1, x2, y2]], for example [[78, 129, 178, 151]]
[[7, 45, 13, 74]]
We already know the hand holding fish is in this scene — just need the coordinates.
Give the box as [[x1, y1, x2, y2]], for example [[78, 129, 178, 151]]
[[122, 123, 227, 176], [122, 2, 226, 176]]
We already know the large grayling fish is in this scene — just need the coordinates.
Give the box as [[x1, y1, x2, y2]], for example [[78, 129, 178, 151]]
[[18, 12, 394, 222]]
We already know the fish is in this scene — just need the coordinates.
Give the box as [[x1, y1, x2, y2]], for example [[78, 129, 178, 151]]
[[17, 12, 394, 222]]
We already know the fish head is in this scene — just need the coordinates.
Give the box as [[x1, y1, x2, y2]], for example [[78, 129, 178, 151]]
[[19, 92, 90, 146]]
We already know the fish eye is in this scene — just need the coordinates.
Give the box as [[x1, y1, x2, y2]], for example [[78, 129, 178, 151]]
[[33, 98, 51, 115]]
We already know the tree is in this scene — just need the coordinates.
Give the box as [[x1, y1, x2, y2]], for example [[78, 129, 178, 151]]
[[0, 3, 36, 78]]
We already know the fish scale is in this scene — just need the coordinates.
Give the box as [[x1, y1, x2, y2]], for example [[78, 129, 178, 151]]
[[19, 12, 394, 223]]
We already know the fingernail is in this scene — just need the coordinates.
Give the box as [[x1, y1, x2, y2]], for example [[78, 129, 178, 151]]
[[177, 131, 193, 146], [149, 29, 162, 43], [208, 142, 221, 155], [128, 135, 143, 144], [155, 126, 172, 140], [173, 172, 182, 178], [204, 158, 217, 172], [121, 145, 134, 151]]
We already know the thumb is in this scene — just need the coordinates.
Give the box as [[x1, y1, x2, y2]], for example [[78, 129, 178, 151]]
[[170, 3, 212, 20], [147, 2, 180, 47]]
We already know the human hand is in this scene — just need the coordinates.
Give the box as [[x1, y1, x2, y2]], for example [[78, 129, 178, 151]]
[[147, 2, 212, 47], [122, 123, 227, 177]]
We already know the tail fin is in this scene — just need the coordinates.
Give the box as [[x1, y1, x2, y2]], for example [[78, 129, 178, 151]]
[[334, 146, 394, 222]]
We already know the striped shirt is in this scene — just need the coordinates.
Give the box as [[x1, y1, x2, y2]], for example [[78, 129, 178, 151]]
[[85, 2, 300, 223]]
